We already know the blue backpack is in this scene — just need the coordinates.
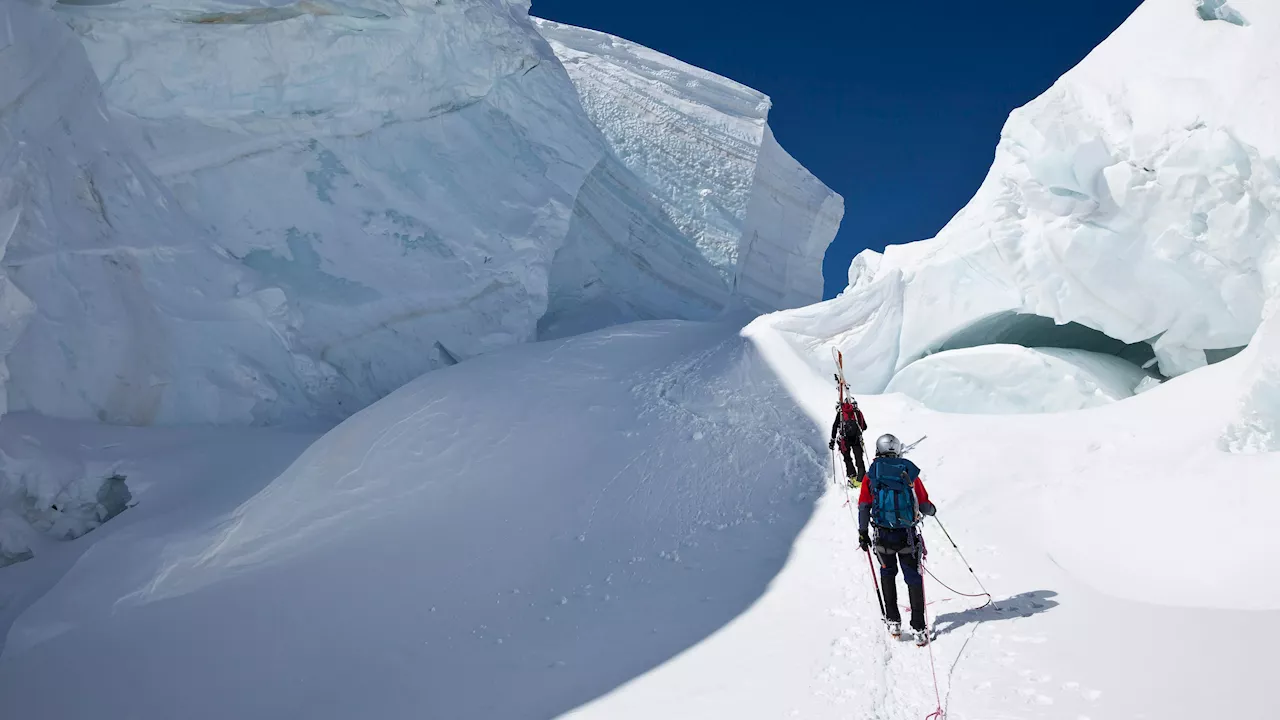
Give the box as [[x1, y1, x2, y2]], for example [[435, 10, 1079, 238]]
[[868, 457, 921, 529]]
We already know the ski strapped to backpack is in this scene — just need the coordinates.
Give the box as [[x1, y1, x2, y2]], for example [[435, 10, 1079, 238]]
[[831, 347, 849, 404]]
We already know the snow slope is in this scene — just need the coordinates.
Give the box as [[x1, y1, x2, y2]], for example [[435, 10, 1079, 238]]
[[2, 314, 1277, 719], [535, 19, 843, 312], [0, 412, 321, 643], [768, 0, 1280, 400], [1221, 309, 1280, 452], [0, 318, 829, 719]]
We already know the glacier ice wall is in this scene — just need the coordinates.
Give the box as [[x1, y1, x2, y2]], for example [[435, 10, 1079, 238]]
[[1, 1, 330, 426], [534, 19, 843, 313], [762, 0, 1280, 409], [48, 1, 840, 416], [57, 0, 611, 416], [537, 155, 731, 340]]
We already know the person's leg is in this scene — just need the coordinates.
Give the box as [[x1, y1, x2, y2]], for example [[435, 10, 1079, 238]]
[[853, 435, 867, 479], [838, 438, 857, 478], [877, 550, 901, 624], [900, 549, 927, 631]]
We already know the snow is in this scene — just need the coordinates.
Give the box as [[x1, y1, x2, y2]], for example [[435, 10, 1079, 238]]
[[885, 345, 1152, 414], [1221, 307, 1280, 452], [535, 19, 843, 312], [0, 318, 832, 719], [2, 313, 1278, 719], [0, 411, 321, 642], [3, 0, 1280, 718]]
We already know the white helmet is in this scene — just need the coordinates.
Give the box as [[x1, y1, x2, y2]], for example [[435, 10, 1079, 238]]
[[875, 433, 903, 457]]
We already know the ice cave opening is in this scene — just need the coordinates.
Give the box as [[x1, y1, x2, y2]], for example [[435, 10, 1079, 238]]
[[890, 313, 1152, 415], [887, 313, 1249, 414], [932, 312, 1158, 369]]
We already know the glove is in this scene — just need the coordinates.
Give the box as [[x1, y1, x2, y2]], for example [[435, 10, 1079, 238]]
[[858, 529, 870, 551], [828, 438, 836, 450], [919, 501, 937, 517]]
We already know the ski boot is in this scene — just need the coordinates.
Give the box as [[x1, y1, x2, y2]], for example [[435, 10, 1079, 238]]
[[914, 627, 931, 647], [847, 474, 861, 489], [886, 620, 901, 638]]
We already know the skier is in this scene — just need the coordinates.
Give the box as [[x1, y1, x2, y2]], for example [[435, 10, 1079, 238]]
[[857, 433, 937, 646], [828, 397, 868, 486]]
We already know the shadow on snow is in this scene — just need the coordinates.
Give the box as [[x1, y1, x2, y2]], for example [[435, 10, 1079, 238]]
[[933, 590, 1060, 637]]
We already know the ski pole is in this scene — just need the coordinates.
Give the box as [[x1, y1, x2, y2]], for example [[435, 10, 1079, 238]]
[[864, 549, 887, 621], [931, 516, 990, 596]]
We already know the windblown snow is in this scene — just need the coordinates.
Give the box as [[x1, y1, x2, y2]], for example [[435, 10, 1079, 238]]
[[3, 0, 1280, 719]]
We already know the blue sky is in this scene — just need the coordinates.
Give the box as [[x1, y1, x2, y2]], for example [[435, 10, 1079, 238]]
[[531, 0, 1144, 298]]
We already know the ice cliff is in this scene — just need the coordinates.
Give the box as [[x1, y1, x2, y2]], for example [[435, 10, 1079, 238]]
[[535, 19, 842, 315], [0, 0, 841, 425], [761, 0, 1280, 422], [1, 2, 329, 426]]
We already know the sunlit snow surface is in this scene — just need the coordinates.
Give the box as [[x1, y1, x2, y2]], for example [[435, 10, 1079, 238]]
[[1, 313, 1278, 720]]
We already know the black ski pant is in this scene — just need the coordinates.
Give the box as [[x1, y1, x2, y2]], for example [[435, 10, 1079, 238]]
[[838, 434, 866, 480], [875, 527, 927, 631]]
